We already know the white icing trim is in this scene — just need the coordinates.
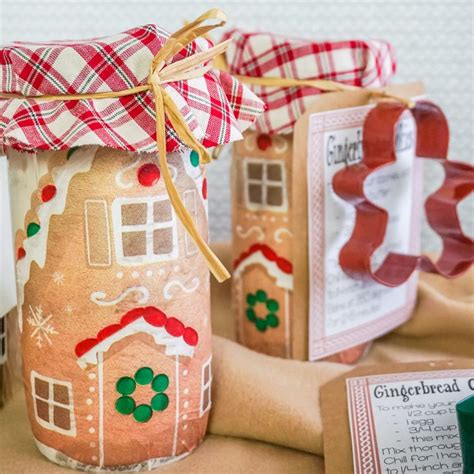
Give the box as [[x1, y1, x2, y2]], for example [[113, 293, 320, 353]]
[[243, 158, 288, 213], [235, 224, 265, 241], [234, 251, 293, 290], [34, 438, 191, 472], [284, 290, 291, 358], [90, 286, 150, 306], [243, 133, 256, 151], [31, 370, 76, 437], [273, 227, 292, 243], [77, 317, 194, 368], [84, 199, 112, 267], [199, 356, 212, 416], [114, 155, 141, 189], [111, 195, 179, 266], [172, 355, 179, 456], [272, 135, 289, 154], [163, 278, 200, 300], [16, 146, 98, 331], [181, 150, 208, 217], [183, 189, 199, 255], [97, 352, 104, 467]]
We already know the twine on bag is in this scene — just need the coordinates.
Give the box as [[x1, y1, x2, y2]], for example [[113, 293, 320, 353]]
[[213, 50, 415, 109], [0, 9, 232, 282]]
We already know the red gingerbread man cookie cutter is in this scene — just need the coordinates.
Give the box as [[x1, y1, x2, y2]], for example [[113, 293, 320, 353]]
[[333, 100, 474, 287]]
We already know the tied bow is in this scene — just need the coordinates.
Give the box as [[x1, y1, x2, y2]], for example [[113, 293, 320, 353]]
[[0, 9, 232, 281]]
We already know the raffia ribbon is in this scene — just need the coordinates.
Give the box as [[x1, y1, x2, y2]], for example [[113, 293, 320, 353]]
[[213, 50, 415, 108], [0, 9, 232, 282]]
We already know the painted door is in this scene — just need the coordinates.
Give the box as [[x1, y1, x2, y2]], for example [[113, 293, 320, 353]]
[[101, 334, 178, 467], [239, 265, 289, 358]]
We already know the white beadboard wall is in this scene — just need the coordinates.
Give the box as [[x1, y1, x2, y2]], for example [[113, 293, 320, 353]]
[[0, 0, 472, 250]]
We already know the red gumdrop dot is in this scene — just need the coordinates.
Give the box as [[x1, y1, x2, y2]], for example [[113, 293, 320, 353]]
[[41, 184, 57, 202], [97, 324, 122, 342], [257, 134, 272, 151], [261, 245, 277, 261], [202, 178, 208, 200], [75, 338, 97, 358], [183, 327, 199, 346], [137, 163, 160, 187], [144, 307, 167, 327], [17, 247, 26, 260], [277, 258, 293, 274], [165, 317, 185, 337]]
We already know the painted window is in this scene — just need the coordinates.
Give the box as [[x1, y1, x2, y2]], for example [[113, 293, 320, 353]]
[[183, 190, 198, 256], [112, 196, 178, 265], [31, 371, 76, 436], [0, 315, 6, 364], [244, 159, 287, 211], [200, 356, 212, 416], [84, 199, 112, 267]]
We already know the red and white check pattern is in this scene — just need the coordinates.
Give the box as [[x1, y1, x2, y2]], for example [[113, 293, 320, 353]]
[[0, 25, 264, 153], [223, 29, 396, 135]]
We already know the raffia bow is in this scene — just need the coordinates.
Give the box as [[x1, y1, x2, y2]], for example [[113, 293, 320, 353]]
[[0, 9, 232, 281]]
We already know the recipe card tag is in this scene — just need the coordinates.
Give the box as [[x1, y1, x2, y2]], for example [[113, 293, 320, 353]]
[[347, 369, 474, 474], [306, 102, 422, 360], [320, 361, 474, 474]]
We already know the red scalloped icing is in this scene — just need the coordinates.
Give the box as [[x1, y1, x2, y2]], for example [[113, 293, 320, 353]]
[[233, 243, 293, 274], [75, 306, 198, 358]]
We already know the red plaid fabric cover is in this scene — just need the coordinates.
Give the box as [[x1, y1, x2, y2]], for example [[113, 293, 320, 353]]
[[0, 25, 264, 153], [223, 29, 396, 135]]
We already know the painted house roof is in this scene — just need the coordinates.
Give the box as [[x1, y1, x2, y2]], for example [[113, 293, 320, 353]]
[[233, 244, 293, 290], [75, 306, 198, 368]]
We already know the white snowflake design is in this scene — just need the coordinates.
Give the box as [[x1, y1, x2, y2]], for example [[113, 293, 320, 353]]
[[27, 305, 58, 348], [52, 271, 65, 285], [65, 305, 74, 316]]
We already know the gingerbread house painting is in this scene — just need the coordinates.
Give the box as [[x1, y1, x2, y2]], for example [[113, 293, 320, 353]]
[[8, 145, 213, 470], [231, 132, 369, 363], [231, 132, 294, 359]]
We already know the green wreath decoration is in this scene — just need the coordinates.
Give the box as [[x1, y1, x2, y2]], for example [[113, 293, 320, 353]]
[[115, 367, 170, 423], [246, 290, 280, 332]]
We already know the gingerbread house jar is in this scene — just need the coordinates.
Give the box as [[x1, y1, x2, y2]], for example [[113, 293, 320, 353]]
[[225, 30, 401, 362], [0, 19, 262, 471]]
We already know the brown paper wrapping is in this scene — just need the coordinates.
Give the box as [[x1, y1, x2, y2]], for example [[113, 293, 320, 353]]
[[231, 83, 425, 362], [7, 145, 212, 471]]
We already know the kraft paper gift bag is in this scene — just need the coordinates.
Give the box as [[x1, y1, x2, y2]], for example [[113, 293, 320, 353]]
[[223, 30, 473, 363], [0, 10, 263, 471]]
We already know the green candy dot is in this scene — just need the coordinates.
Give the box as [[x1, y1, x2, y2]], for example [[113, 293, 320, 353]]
[[26, 222, 40, 237], [246, 308, 257, 322], [256, 290, 267, 302], [152, 374, 169, 393], [116, 376, 136, 396], [266, 299, 279, 312], [190, 150, 200, 167], [266, 313, 279, 328], [115, 396, 135, 415], [246, 293, 257, 306], [133, 404, 153, 423], [135, 367, 154, 385], [67, 146, 79, 160], [255, 318, 267, 332], [151, 393, 169, 411]]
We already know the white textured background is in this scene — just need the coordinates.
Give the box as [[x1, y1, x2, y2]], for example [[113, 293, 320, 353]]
[[1, 0, 472, 249]]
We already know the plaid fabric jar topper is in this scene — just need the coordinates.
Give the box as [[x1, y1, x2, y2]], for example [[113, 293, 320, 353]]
[[0, 9, 265, 281]]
